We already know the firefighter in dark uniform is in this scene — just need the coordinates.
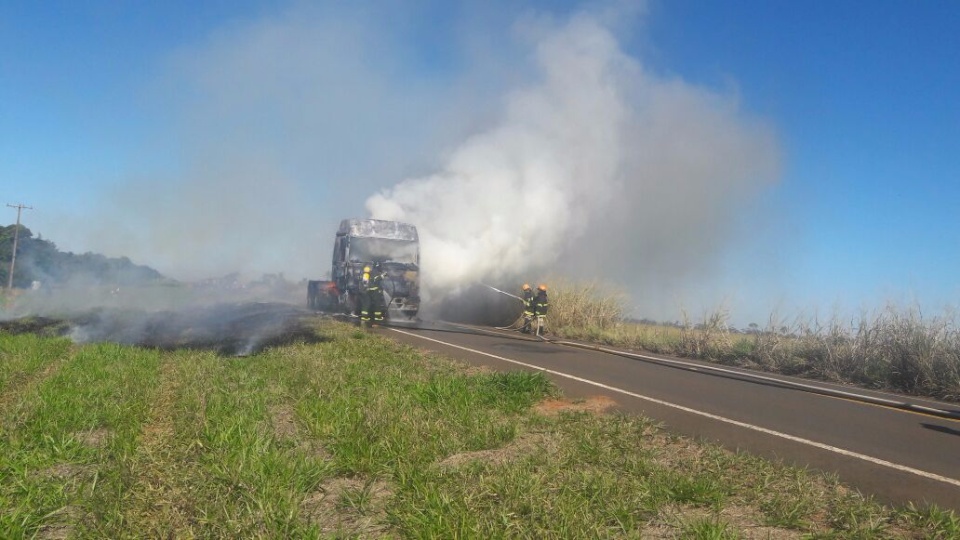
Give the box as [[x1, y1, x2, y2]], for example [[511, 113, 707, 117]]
[[369, 262, 387, 324], [359, 264, 386, 327], [520, 283, 535, 333], [533, 284, 549, 336], [359, 265, 373, 327]]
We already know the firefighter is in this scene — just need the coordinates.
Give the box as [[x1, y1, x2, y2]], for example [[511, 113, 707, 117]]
[[369, 262, 387, 324], [533, 284, 549, 336], [359, 265, 373, 328], [520, 283, 535, 333]]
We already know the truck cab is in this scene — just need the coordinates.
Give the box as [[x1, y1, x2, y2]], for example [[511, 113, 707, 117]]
[[309, 218, 420, 320]]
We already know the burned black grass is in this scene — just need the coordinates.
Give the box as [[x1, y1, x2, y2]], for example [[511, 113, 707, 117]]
[[41, 302, 331, 356], [0, 316, 71, 337]]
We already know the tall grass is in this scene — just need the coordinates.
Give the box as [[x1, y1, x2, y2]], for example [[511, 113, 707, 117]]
[[743, 306, 960, 401], [548, 282, 960, 402], [547, 280, 626, 336]]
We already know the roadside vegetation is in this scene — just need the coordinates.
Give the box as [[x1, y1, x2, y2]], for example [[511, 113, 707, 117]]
[[2, 320, 958, 538], [0, 224, 163, 289], [547, 280, 960, 403]]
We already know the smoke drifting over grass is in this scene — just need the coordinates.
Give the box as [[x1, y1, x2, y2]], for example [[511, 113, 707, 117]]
[[41, 2, 779, 321], [0, 303, 324, 356]]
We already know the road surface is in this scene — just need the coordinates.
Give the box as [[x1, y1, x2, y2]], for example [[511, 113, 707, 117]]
[[379, 319, 960, 510]]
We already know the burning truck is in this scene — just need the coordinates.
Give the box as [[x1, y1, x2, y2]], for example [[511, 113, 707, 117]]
[[308, 218, 420, 320]]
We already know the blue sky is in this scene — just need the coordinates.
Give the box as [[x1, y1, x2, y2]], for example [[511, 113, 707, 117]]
[[643, 1, 960, 320], [2, 1, 958, 325]]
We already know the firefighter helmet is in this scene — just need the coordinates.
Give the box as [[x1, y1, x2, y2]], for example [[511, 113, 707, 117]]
[[538, 284, 547, 291], [363, 266, 371, 273], [522, 283, 531, 291]]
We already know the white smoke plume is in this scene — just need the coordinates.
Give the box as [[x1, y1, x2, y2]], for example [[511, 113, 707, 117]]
[[32, 2, 780, 322], [366, 12, 780, 305]]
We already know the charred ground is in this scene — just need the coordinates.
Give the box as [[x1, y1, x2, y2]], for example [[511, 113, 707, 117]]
[[0, 302, 327, 356]]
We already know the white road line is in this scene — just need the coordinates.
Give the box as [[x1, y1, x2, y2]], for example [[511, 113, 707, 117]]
[[447, 322, 959, 419], [390, 327, 960, 489], [551, 340, 957, 414]]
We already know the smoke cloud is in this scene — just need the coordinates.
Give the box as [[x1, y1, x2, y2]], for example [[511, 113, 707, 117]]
[[55, 2, 482, 282], [39, 2, 779, 321], [366, 12, 780, 307]]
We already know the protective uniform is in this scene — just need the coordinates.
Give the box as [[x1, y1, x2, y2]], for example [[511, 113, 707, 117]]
[[369, 263, 387, 323], [533, 284, 549, 335], [520, 284, 535, 333], [359, 266, 373, 327], [360, 264, 387, 326]]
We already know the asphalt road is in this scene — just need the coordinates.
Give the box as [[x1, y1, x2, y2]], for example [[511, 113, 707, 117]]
[[379, 319, 960, 510]]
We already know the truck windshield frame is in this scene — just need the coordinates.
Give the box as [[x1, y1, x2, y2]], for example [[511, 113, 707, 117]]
[[348, 237, 419, 265]]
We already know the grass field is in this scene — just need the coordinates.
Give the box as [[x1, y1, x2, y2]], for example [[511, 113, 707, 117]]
[[1, 320, 958, 539]]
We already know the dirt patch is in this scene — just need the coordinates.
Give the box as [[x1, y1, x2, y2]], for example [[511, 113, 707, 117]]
[[271, 405, 299, 439], [647, 433, 710, 470], [435, 401, 614, 470], [437, 432, 559, 469], [641, 504, 803, 539], [34, 505, 84, 540], [533, 395, 617, 416], [299, 441, 335, 462], [42, 463, 96, 480], [715, 505, 804, 539], [458, 363, 495, 377], [269, 404, 334, 460], [75, 428, 112, 448], [300, 477, 395, 537], [28, 463, 96, 539]]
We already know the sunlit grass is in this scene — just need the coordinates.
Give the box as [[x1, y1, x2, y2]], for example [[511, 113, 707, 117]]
[[0, 321, 956, 538]]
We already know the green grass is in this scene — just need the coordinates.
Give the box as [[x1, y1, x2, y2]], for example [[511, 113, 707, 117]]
[[0, 320, 957, 538], [0, 333, 69, 394]]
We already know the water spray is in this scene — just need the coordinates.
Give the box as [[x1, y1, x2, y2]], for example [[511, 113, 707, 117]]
[[479, 283, 522, 302]]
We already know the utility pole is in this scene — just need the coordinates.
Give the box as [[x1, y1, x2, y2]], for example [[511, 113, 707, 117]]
[[6, 203, 33, 290]]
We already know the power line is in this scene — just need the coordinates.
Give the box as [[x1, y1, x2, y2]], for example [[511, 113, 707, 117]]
[[6, 203, 33, 290]]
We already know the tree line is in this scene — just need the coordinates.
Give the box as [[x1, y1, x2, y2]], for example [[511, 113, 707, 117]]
[[0, 224, 165, 288]]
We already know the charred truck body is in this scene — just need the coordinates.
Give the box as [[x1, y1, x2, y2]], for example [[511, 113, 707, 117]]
[[308, 218, 420, 320]]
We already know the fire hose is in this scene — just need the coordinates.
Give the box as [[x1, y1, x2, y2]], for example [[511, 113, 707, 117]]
[[479, 283, 544, 332]]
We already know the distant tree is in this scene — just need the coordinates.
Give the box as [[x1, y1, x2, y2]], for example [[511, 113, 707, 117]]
[[0, 223, 166, 288], [0, 224, 37, 287]]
